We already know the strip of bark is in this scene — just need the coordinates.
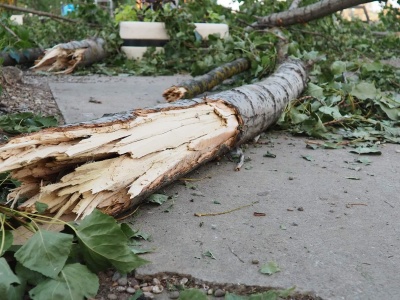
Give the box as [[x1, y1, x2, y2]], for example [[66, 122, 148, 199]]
[[0, 59, 307, 219], [0, 4, 78, 23], [1, 48, 44, 66], [251, 0, 374, 28], [32, 38, 106, 74], [163, 58, 250, 102]]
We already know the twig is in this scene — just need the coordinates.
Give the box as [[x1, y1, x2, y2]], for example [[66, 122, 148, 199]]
[[0, 4, 79, 23], [228, 246, 245, 263], [384, 200, 395, 208], [346, 203, 368, 208], [116, 205, 141, 221], [0, 20, 21, 41], [194, 201, 258, 217]]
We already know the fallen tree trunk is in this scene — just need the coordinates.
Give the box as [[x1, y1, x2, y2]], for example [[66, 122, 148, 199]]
[[32, 38, 106, 74], [0, 59, 307, 219], [163, 58, 250, 102], [250, 0, 373, 28], [1, 48, 44, 66]]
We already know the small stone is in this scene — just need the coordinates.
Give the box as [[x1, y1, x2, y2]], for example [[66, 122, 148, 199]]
[[288, 176, 294, 180], [297, 207, 304, 211], [207, 288, 213, 295], [152, 278, 161, 285], [152, 285, 163, 294], [252, 259, 259, 264], [111, 272, 122, 281], [134, 285, 141, 290], [180, 277, 188, 285], [116, 286, 126, 292], [117, 277, 128, 286], [141, 286, 153, 292], [143, 291, 154, 299], [211, 224, 217, 230], [140, 283, 148, 287], [126, 287, 136, 294], [169, 291, 180, 299], [214, 289, 226, 297], [131, 279, 139, 287], [107, 294, 117, 300]]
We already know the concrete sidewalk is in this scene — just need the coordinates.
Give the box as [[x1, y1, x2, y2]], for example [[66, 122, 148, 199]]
[[50, 76, 400, 300]]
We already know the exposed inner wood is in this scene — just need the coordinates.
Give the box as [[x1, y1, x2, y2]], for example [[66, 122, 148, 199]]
[[1, 101, 239, 219]]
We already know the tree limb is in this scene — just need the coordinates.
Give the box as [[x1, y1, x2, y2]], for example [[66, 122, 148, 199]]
[[0, 4, 78, 23], [252, 0, 374, 28]]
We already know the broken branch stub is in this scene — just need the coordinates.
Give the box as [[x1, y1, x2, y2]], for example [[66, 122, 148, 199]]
[[163, 58, 250, 102], [0, 59, 307, 219], [32, 38, 106, 74]]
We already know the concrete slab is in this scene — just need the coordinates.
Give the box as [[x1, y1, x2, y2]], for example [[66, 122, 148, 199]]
[[50, 75, 191, 123], [49, 76, 400, 300]]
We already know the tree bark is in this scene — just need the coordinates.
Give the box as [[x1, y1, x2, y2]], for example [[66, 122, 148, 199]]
[[0, 4, 78, 23], [163, 58, 250, 102], [1, 48, 44, 66], [32, 38, 106, 74], [0, 59, 307, 219], [252, 0, 374, 28]]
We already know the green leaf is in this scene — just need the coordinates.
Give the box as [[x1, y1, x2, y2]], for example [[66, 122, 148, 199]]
[[307, 83, 324, 99], [179, 288, 208, 300], [29, 263, 99, 300], [263, 151, 276, 158], [330, 61, 347, 75], [350, 82, 377, 100], [350, 147, 381, 155], [318, 106, 342, 119], [147, 193, 169, 205], [120, 223, 136, 239], [225, 293, 248, 300], [35, 202, 48, 213], [128, 289, 144, 300], [15, 262, 46, 286], [76, 210, 149, 273], [203, 250, 216, 259], [301, 155, 313, 161], [0, 230, 13, 256], [0, 257, 20, 295], [356, 157, 371, 165], [15, 230, 73, 279], [260, 261, 280, 275]]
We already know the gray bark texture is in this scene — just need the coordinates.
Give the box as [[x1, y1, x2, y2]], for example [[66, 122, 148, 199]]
[[253, 0, 374, 28]]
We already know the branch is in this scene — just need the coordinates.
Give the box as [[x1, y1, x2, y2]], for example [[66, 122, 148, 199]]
[[252, 0, 374, 28], [0, 4, 78, 23]]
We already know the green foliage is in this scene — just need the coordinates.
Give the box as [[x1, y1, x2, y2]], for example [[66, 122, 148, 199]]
[[0, 112, 58, 134], [0, 208, 149, 299]]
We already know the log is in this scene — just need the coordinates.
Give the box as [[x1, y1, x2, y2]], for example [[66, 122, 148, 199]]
[[31, 38, 106, 74], [0, 59, 307, 219], [162, 58, 250, 102]]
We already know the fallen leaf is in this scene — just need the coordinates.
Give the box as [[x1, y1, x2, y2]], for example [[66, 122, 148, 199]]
[[203, 251, 216, 260], [301, 155, 313, 161], [345, 176, 360, 180], [356, 157, 371, 165], [263, 151, 276, 158], [147, 194, 169, 205], [280, 224, 287, 230], [260, 261, 281, 275], [350, 147, 381, 155], [306, 144, 318, 150]]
